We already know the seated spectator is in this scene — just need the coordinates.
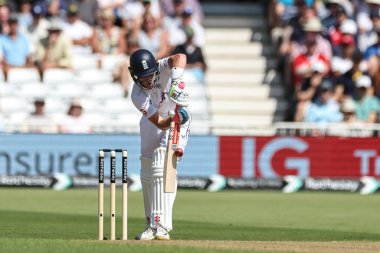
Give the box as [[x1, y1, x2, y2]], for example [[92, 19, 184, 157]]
[[35, 21, 72, 80], [163, 0, 186, 30], [292, 36, 330, 86], [46, 0, 66, 24], [92, 8, 125, 55], [112, 36, 140, 96], [172, 25, 206, 82], [63, 3, 93, 54], [22, 98, 58, 133], [73, 0, 99, 26], [278, 0, 312, 53], [0, 14, 34, 81], [304, 78, 343, 124], [293, 66, 325, 121], [161, 0, 204, 24], [290, 17, 331, 95], [0, 3, 10, 34], [58, 99, 92, 134], [137, 12, 169, 59], [290, 17, 332, 64], [354, 75, 380, 123], [331, 19, 357, 57], [27, 4, 49, 58], [17, 0, 33, 34], [364, 25, 380, 76], [179, 6, 204, 47], [341, 98, 357, 123], [141, 0, 162, 21]]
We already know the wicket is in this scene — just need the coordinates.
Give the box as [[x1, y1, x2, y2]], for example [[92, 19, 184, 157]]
[[98, 149, 128, 241]]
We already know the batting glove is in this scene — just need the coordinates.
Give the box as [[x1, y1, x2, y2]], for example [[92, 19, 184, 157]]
[[169, 107, 189, 125]]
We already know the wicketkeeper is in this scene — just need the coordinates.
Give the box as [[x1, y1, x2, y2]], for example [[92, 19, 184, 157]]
[[128, 49, 191, 240]]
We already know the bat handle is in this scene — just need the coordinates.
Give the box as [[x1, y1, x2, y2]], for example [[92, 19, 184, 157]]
[[173, 105, 181, 123]]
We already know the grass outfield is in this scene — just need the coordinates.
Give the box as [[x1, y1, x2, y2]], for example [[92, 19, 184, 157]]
[[0, 188, 379, 253]]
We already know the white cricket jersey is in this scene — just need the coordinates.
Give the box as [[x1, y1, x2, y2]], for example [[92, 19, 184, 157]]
[[131, 57, 177, 118]]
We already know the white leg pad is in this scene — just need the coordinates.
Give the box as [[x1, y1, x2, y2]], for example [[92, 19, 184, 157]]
[[151, 147, 177, 231], [140, 156, 153, 225]]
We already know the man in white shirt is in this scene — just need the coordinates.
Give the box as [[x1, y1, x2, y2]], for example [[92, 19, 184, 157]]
[[129, 49, 191, 240]]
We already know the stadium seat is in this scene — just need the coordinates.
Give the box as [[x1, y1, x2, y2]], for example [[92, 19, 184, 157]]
[[50, 83, 85, 99], [100, 54, 126, 71], [7, 68, 40, 84], [89, 83, 125, 99], [75, 69, 113, 84], [72, 54, 98, 70], [43, 68, 75, 84], [18, 83, 48, 101], [1, 97, 29, 114], [102, 98, 131, 114]]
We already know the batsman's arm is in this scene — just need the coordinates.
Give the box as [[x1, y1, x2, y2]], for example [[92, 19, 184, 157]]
[[168, 53, 187, 69], [148, 112, 174, 131]]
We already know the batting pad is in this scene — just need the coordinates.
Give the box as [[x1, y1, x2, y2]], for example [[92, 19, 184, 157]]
[[140, 156, 153, 225], [152, 147, 177, 231]]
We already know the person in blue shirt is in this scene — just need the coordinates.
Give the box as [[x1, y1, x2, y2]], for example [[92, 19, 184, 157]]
[[354, 75, 380, 123], [304, 78, 343, 124], [0, 14, 33, 80], [364, 25, 380, 60]]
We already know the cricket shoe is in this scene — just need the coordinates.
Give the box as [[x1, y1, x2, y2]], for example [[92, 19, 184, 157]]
[[154, 225, 170, 240], [135, 226, 155, 240]]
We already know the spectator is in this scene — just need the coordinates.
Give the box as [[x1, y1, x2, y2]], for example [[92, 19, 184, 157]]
[[172, 25, 206, 82], [331, 55, 357, 102], [0, 14, 33, 80], [331, 19, 357, 57], [63, 3, 93, 54], [161, 0, 203, 24], [27, 4, 49, 59], [92, 8, 125, 55], [58, 99, 92, 134], [0, 3, 10, 34], [364, 25, 380, 76], [141, 0, 161, 20], [137, 12, 169, 59], [291, 17, 331, 86], [304, 78, 343, 124], [46, 0, 66, 24], [354, 75, 380, 123], [35, 21, 72, 80], [163, 0, 186, 30], [112, 36, 139, 97], [17, 0, 33, 33], [278, 0, 311, 53], [341, 98, 357, 123], [22, 98, 58, 133], [73, 0, 99, 26], [293, 65, 325, 121], [290, 17, 332, 62], [179, 6, 204, 47], [98, 0, 125, 9]]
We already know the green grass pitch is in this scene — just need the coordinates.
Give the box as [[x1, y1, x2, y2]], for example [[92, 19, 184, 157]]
[[0, 188, 379, 253]]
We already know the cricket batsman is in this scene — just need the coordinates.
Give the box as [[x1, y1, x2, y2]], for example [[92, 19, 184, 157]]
[[128, 49, 191, 240]]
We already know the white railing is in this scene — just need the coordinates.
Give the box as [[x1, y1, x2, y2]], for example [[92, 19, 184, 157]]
[[2, 120, 380, 137]]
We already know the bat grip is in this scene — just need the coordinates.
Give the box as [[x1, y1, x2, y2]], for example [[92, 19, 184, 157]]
[[173, 105, 181, 123]]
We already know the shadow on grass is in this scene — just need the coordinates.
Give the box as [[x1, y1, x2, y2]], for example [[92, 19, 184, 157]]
[[0, 210, 379, 241]]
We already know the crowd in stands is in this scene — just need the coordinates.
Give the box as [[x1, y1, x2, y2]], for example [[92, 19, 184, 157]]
[[0, 0, 206, 133], [268, 0, 380, 126]]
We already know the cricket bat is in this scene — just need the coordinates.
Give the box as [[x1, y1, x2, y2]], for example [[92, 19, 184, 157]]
[[163, 107, 181, 193]]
